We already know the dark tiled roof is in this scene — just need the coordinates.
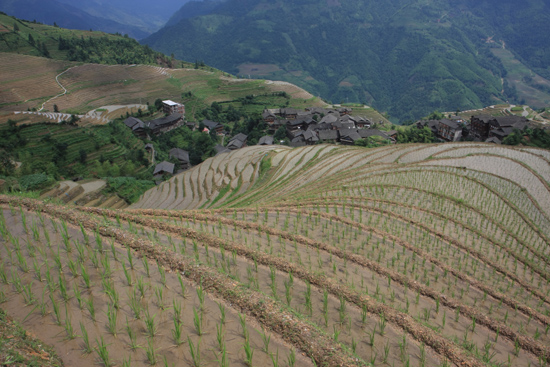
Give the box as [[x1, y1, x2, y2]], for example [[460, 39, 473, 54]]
[[153, 161, 175, 175], [124, 117, 142, 129], [147, 113, 182, 129], [318, 130, 339, 140], [439, 119, 461, 130], [258, 136, 274, 145], [169, 148, 190, 163], [230, 133, 248, 143], [202, 119, 221, 129]]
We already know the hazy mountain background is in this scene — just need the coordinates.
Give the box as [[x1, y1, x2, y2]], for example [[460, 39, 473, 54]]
[[144, 0, 550, 121], [0, 0, 191, 38]]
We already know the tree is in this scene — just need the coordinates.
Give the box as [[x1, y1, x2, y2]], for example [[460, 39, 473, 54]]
[[154, 98, 163, 112], [13, 22, 19, 33], [274, 126, 287, 142], [0, 150, 15, 176], [54, 104, 59, 113], [28, 34, 35, 46], [79, 149, 87, 164]]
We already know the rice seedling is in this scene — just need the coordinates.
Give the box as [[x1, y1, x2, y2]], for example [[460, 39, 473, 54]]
[[368, 327, 376, 346], [89, 249, 99, 269], [80, 262, 91, 289], [125, 318, 139, 350], [171, 313, 184, 346], [216, 344, 229, 367], [95, 230, 104, 254], [110, 240, 117, 261], [95, 336, 111, 367], [217, 302, 226, 324], [79, 222, 89, 245], [106, 303, 117, 337], [270, 349, 279, 367], [31, 259, 42, 282], [15, 248, 29, 273], [38, 288, 47, 316], [80, 321, 93, 354], [216, 323, 224, 350], [173, 299, 182, 324], [177, 273, 187, 298], [136, 276, 147, 298], [0, 263, 7, 284], [154, 285, 165, 310], [49, 293, 62, 325], [284, 279, 293, 306], [145, 337, 157, 365], [21, 282, 35, 305], [287, 348, 296, 367], [142, 257, 150, 277], [122, 356, 131, 367], [128, 289, 142, 319], [157, 261, 166, 287], [382, 340, 390, 363], [259, 327, 271, 353], [243, 337, 254, 366], [193, 307, 203, 336], [188, 337, 201, 367], [101, 253, 112, 278], [67, 259, 78, 278], [144, 307, 157, 337], [196, 284, 205, 310], [126, 247, 134, 269], [64, 306, 76, 340], [122, 262, 133, 286], [84, 296, 96, 322], [378, 313, 387, 335]]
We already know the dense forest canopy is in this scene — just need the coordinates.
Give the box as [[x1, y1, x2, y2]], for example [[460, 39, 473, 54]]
[[144, 0, 550, 121]]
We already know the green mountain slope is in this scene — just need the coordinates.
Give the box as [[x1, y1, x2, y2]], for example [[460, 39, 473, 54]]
[[144, 0, 550, 121], [0, 13, 174, 66]]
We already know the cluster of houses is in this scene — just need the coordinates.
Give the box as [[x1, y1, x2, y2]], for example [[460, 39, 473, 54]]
[[261, 107, 396, 146], [123, 100, 191, 138], [418, 114, 530, 144], [128, 100, 531, 181]]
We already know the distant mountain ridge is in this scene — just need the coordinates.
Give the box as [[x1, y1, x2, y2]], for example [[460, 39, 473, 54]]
[[144, 0, 550, 121], [0, 0, 194, 38]]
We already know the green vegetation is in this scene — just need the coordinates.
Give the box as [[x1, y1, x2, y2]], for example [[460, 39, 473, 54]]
[[0, 13, 176, 67], [0, 119, 149, 180], [102, 177, 155, 204], [144, 0, 550, 121], [502, 127, 550, 149], [0, 308, 63, 366]]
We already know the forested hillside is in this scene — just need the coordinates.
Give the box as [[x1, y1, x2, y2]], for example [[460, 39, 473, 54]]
[[0, 13, 175, 66], [144, 0, 550, 121]]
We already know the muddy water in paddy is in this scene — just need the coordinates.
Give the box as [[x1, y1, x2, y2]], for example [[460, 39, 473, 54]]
[[152, 211, 542, 366], [126, 219, 443, 366], [0, 209, 312, 367]]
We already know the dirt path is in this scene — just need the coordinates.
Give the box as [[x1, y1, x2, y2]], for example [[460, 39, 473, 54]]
[[38, 66, 77, 112]]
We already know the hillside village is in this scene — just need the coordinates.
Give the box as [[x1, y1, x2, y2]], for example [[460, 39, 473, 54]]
[[122, 101, 536, 180]]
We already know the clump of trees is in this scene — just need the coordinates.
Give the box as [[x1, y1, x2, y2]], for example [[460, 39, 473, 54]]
[[58, 36, 172, 66]]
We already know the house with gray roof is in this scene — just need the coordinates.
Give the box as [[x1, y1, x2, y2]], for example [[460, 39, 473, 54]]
[[153, 161, 175, 179], [258, 136, 274, 145], [227, 133, 248, 150], [169, 148, 190, 170]]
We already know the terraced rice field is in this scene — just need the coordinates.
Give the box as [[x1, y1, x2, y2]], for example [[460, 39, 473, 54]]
[[2, 142, 550, 366], [0, 53, 325, 116]]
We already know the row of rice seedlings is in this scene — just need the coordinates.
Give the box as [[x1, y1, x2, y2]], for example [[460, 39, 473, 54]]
[[176, 210, 544, 365]]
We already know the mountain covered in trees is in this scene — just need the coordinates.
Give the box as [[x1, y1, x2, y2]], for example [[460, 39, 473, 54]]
[[144, 0, 550, 121], [0, 13, 176, 67]]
